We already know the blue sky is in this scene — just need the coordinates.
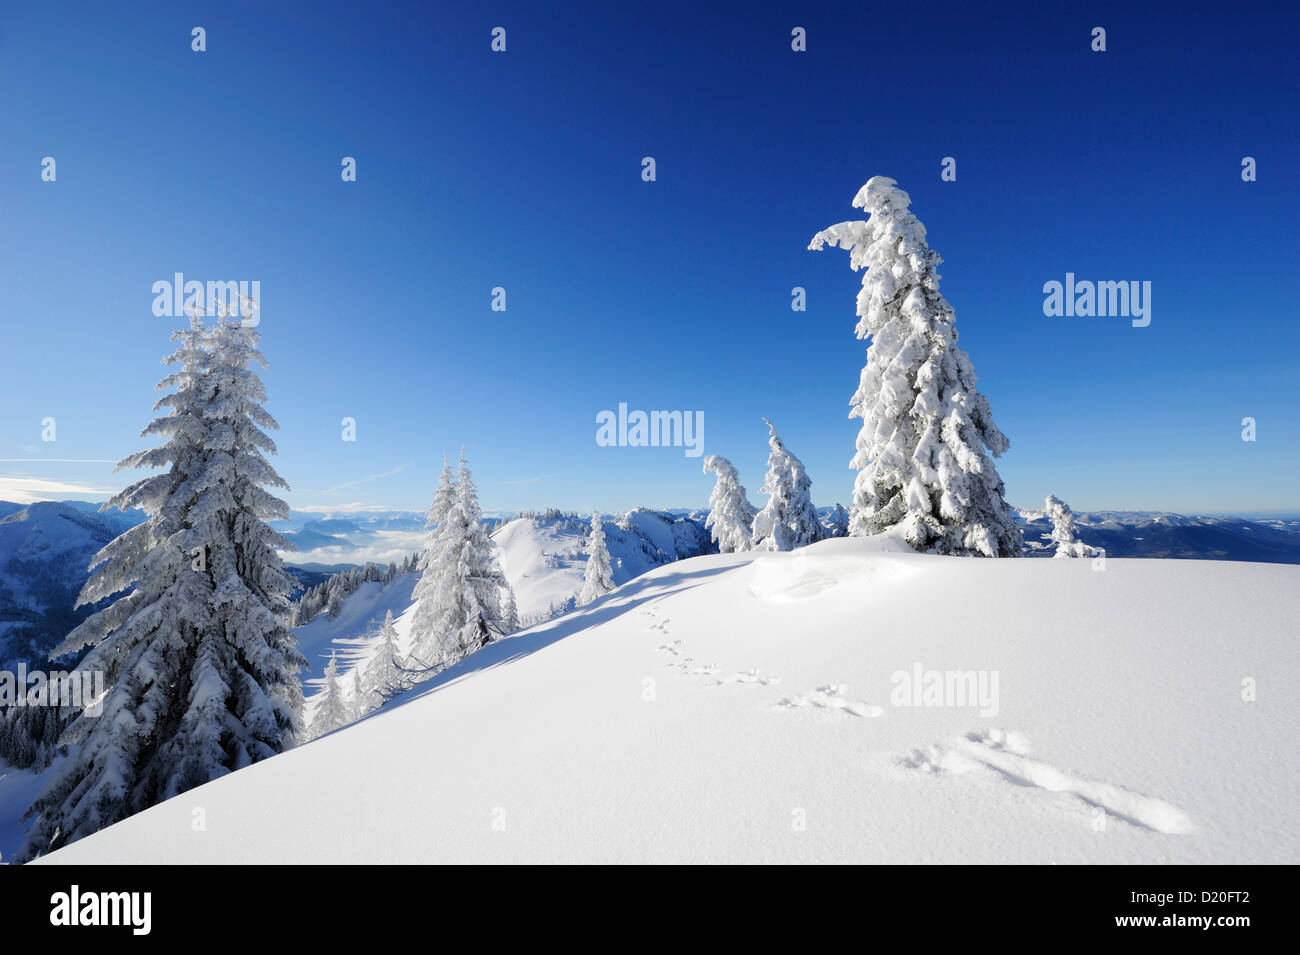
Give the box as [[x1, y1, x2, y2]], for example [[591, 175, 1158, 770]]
[[2, 0, 1296, 516]]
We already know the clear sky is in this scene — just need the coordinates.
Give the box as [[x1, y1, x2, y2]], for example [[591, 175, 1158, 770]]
[[2, 0, 1296, 516]]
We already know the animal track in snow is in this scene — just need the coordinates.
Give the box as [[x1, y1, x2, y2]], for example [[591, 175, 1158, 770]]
[[710, 667, 781, 687], [775, 683, 883, 717], [652, 631, 776, 686], [902, 728, 1195, 835], [656, 640, 719, 677], [683, 664, 721, 677], [665, 659, 722, 678]]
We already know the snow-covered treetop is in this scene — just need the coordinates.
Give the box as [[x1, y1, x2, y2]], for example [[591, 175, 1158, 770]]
[[809, 177, 1021, 557], [853, 175, 914, 215], [702, 454, 741, 484], [751, 419, 821, 552], [701, 453, 758, 554], [809, 176, 940, 343]]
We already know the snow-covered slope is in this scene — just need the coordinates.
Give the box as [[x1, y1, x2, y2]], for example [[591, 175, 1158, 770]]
[[294, 573, 420, 684], [35, 540, 1299, 864]]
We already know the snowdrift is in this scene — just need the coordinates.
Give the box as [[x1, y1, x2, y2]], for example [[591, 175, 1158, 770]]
[[35, 540, 1300, 864]]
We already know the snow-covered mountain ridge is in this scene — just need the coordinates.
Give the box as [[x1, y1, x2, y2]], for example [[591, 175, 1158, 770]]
[[0, 502, 133, 671]]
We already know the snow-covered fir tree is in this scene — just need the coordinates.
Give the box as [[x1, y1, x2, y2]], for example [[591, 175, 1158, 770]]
[[347, 668, 367, 723], [702, 454, 757, 553], [1044, 494, 1098, 558], [410, 450, 512, 671], [577, 511, 616, 605], [360, 609, 405, 710], [822, 503, 851, 539], [810, 176, 1022, 557], [409, 457, 458, 663], [499, 585, 519, 635], [308, 650, 349, 739], [751, 420, 822, 552], [19, 316, 304, 861]]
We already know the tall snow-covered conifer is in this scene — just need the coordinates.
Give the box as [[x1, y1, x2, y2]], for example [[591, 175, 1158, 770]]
[[577, 512, 615, 605], [499, 586, 519, 635], [347, 669, 367, 723], [20, 316, 303, 861], [410, 450, 511, 670], [702, 454, 757, 553], [308, 651, 349, 739], [810, 177, 1021, 557], [751, 420, 822, 552], [409, 457, 456, 664], [360, 610, 405, 710]]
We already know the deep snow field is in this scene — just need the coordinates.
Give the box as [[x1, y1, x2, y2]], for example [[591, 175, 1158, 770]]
[[35, 537, 1299, 864]]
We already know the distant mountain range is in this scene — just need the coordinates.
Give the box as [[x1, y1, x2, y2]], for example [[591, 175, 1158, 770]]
[[0, 501, 127, 671], [1017, 509, 1300, 562]]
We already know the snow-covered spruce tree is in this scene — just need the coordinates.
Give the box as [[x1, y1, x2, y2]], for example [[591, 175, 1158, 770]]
[[1044, 494, 1098, 558], [809, 177, 1021, 557], [308, 651, 349, 739], [347, 668, 367, 723], [702, 454, 757, 553], [409, 456, 457, 663], [499, 585, 519, 635], [577, 512, 616, 605], [19, 316, 304, 861], [360, 609, 406, 709], [751, 419, 822, 552], [411, 450, 512, 670]]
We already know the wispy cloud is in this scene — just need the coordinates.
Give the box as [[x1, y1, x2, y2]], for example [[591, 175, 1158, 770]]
[[283, 529, 426, 566], [0, 475, 117, 505], [316, 465, 406, 495], [293, 502, 403, 514]]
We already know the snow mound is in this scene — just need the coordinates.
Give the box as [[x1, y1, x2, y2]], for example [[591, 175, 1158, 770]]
[[745, 535, 919, 602]]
